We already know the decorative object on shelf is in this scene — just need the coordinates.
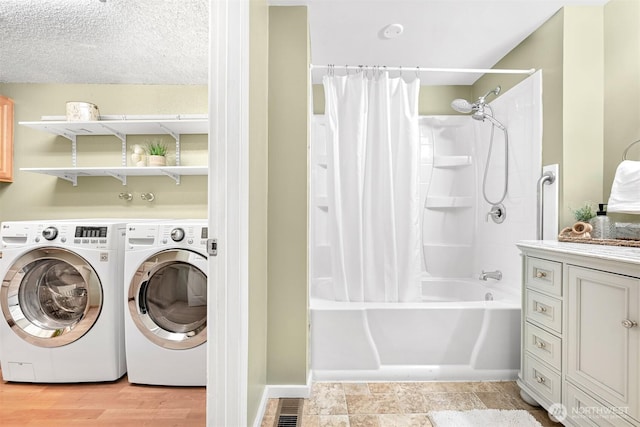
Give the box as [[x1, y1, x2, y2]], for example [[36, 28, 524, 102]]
[[130, 144, 146, 167], [560, 221, 593, 239], [66, 102, 100, 121], [146, 139, 168, 167], [0, 96, 14, 182], [558, 221, 640, 247], [570, 202, 596, 223], [589, 203, 613, 239], [615, 223, 640, 240]]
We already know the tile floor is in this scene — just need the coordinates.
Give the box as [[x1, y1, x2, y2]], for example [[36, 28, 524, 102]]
[[261, 381, 559, 427]]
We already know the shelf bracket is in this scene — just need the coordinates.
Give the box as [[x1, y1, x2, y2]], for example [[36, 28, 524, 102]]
[[98, 124, 127, 142], [106, 171, 127, 186], [60, 173, 78, 187], [159, 124, 182, 167], [161, 170, 181, 185]]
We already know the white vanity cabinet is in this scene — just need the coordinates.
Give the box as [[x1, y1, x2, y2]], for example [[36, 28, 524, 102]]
[[517, 241, 640, 427]]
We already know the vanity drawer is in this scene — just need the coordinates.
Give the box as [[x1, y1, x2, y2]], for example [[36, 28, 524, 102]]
[[524, 322, 561, 371], [524, 354, 561, 405], [525, 290, 562, 335], [526, 256, 562, 296]]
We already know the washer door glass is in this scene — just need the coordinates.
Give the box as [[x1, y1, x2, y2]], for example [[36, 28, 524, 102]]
[[1, 247, 102, 348], [129, 249, 207, 350]]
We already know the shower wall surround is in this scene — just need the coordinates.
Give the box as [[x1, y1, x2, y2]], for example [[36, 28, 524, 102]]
[[310, 71, 543, 295]]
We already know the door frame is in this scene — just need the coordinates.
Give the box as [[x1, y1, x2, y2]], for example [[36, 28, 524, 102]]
[[208, 0, 249, 426]]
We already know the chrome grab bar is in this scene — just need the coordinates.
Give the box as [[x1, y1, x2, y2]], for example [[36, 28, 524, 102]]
[[536, 171, 556, 240]]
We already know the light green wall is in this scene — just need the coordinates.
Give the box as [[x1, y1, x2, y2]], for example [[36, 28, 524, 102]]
[[248, 0, 269, 423], [563, 6, 604, 225], [0, 84, 207, 221], [267, 6, 309, 385], [604, 0, 640, 225]]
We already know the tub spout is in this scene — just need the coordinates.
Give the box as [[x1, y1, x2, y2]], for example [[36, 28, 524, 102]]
[[479, 270, 502, 281]]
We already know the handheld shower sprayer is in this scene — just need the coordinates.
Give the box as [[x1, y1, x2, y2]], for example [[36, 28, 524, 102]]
[[450, 86, 501, 116], [449, 85, 510, 211]]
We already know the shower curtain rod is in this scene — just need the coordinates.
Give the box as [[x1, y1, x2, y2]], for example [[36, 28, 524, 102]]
[[310, 64, 536, 75]]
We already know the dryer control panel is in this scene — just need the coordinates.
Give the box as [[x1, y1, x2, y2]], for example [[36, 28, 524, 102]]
[[160, 224, 208, 249]]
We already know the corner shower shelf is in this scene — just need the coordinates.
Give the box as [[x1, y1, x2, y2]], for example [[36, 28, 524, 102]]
[[433, 156, 472, 168], [425, 196, 473, 209], [19, 114, 208, 186]]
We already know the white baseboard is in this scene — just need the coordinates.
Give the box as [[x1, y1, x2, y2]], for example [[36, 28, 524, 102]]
[[251, 372, 313, 427]]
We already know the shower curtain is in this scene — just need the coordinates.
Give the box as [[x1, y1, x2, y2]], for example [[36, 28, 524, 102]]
[[323, 71, 421, 302]]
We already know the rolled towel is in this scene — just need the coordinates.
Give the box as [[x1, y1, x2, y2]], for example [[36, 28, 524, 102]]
[[607, 160, 640, 214]]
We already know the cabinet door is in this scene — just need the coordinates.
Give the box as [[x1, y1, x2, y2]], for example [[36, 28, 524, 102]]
[[566, 265, 640, 421]]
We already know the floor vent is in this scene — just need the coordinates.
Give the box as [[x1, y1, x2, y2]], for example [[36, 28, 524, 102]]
[[274, 398, 303, 427]]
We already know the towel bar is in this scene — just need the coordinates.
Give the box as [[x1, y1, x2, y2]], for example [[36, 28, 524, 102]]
[[623, 139, 640, 160]]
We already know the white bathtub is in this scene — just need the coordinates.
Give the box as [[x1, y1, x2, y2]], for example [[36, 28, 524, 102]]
[[310, 278, 521, 381]]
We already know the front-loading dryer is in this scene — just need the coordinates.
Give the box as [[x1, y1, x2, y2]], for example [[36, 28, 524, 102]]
[[123, 221, 207, 386], [0, 220, 128, 382]]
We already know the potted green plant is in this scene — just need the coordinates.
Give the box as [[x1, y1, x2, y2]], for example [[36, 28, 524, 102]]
[[571, 203, 596, 223], [146, 139, 168, 166]]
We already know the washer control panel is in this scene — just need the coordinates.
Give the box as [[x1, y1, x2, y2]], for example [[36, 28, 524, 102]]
[[0, 222, 118, 249]]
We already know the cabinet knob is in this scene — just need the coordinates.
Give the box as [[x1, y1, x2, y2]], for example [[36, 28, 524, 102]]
[[536, 271, 547, 278], [622, 319, 638, 329], [536, 304, 547, 313], [535, 376, 546, 384], [536, 340, 546, 349]]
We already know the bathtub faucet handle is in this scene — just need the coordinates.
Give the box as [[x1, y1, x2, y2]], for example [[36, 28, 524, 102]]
[[479, 270, 502, 281]]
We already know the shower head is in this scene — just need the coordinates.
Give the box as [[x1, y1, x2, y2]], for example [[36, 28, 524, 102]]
[[451, 86, 502, 118], [480, 86, 501, 102], [451, 98, 474, 113]]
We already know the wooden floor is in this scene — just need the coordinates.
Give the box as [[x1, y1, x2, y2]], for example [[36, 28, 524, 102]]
[[0, 370, 205, 427]]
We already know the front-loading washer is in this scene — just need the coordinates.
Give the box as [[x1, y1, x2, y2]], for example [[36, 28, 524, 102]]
[[0, 220, 128, 382], [123, 221, 207, 386]]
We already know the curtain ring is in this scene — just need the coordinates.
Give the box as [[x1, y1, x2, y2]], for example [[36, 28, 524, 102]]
[[399, 66, 403, 77], [345, 65, 349, 76], [415, 66, 420, 79]]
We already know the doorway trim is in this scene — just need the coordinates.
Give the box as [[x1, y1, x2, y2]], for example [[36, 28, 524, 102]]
[[208, 0, 249, 425]]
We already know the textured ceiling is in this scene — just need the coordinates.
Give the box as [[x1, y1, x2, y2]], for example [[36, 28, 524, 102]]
[[0, 0, 208, 85], [0, 0, 609, 86]]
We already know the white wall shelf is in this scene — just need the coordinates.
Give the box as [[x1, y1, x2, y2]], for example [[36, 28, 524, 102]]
[[19, 115, 208, 186], [20, 166, 208, 186]]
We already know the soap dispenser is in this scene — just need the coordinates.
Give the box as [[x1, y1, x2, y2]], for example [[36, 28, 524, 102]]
[[590, 203, 612, 239]]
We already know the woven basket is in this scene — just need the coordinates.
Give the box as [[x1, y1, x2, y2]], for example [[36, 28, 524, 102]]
[[557, 234, 640, 248]]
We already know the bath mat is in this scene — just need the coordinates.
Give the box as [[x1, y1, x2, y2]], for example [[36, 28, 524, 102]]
[[428, 409, 542, 427]]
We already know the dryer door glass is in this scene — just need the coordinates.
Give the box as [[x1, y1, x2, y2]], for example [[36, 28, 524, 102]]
[[129, 249, 207, 350], [145, 261, 207, 334], [0, 248, 102, 348]]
